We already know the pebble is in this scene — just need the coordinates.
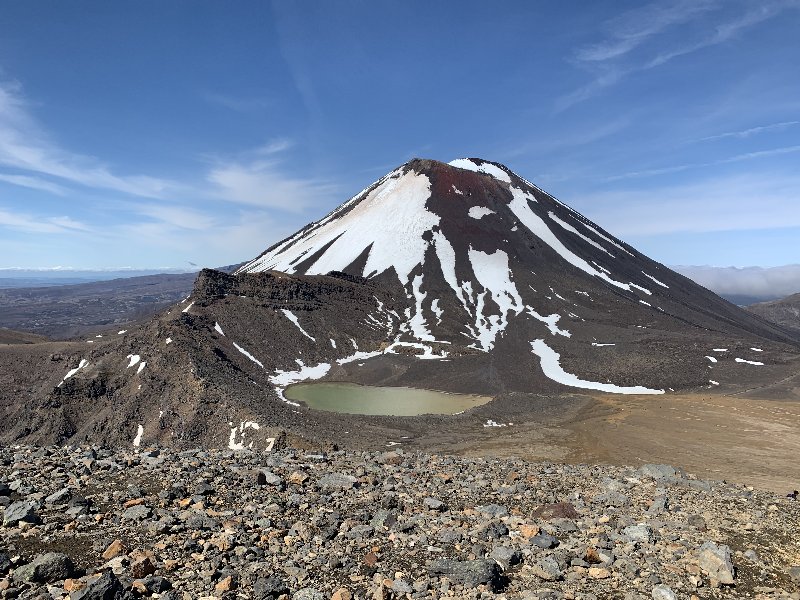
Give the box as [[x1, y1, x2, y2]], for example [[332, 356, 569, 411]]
[[0, 445, 797, 599]]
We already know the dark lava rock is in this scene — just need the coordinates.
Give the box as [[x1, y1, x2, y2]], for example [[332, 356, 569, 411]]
[[253, 576, 289, 599], [531, 533, 560, 549], [2, 500, 40, 526], [71, 570, 129, 600], [0, 551, 11, 575], [427, 558, 502, 589], [12, 551, 75, 583]]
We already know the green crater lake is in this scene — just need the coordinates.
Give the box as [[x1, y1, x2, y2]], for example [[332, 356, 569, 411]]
[[285, 382, 493, 416]]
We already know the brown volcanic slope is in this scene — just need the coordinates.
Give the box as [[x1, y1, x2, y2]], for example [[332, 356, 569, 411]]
[[0, 328, 48, 345], [747, 292, 800, 334], [1, 158, 798, 450]]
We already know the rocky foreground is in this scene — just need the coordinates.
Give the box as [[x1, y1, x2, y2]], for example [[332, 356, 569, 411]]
[[1, 446, 799, 600]]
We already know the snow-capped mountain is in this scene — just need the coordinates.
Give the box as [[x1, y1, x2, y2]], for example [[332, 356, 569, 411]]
[[2, 158, 798, 449]]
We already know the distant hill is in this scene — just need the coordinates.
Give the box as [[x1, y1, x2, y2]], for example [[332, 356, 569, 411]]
[[747, 292, 800, 334], [0, 272, 196, 339], [0, 328, 48, 345]]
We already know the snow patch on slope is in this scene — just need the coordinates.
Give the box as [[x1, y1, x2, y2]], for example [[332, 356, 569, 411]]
[[468, 206, 495, 219], [642, 271, 669, 288], [508, 187, 636, 292], [548, 211, 614, 257], [527, 309, 571, 337], [281, 309, 316, 342], [58, 359, 88, 387], [239, 169, 436, 287], [468, 248, 524, 350], [449, 158, 511, 183], [233, 342, 264, 368], [530, 339, 664, 394]]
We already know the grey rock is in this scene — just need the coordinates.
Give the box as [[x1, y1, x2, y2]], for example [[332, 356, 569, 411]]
[[651, 584, 677, 600], [3, 500, 40, 526], [531, 556, 562, 581], [489, 546, 522, 570], [121, 504, 151, 521], [45, 488, 71, 505], [698, 541, 735, 584], [640, 464, 677, 480], [595, 491, 629, 507], [647, 495, 667, 515], [292, 588, 324, 600], [687, 514, 707, 530], [478, 520, 509, 539], [259, 470, 283, 486], [0, 551, 11, 575], [12, 552, 74, 583], [253, 576, 289, 599], [185, 514, 219, 530], [391, 579, 413, 594], [437, 528, 463, 544], [475, 503, 508, 517], [317, 473, 357, 490], [531, 533, 559, 549], [427, 558, 501, 588], [788, 565, 800, 583], [423, 497, 444, 510], [143, 576, 172, 593], [622, 523, 652, 543]]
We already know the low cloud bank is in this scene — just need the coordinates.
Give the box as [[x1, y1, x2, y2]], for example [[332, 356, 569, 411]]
[[672, 265, 800, 303]]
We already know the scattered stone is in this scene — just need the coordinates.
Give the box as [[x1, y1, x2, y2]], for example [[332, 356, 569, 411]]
[[130, 556, 156, 578], [318, 473, 357, 490], [12, 552, 74, 583], [70, 570, 124, 600], [652, 584, 678, 600], [427, 558, 501, 588], [0, 444, 796, 600], [253, 576, 289, 599], [531, 533, 559, 549], [697, 541, 735, 585], [640, 464, 677, 480], [2, 500, 39, 526], [293, 588, 324, 600], [532, 556, 563, 581], [101, 539, 128, 561], [788, 565, 800, 583]]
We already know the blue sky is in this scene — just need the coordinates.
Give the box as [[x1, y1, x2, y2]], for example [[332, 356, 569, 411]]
[[0, 0, 798, 270]]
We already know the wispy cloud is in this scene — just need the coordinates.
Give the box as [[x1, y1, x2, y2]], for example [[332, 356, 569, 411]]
[[205, 142, 337, 211], [135, 205, 217, 230], [0, 207, 90, 234], [203, 91, 271, 112], [577, 171, 800, 236], [500, 117, 632, 160], [696, 120, 800, 142], [643, 2, 797, 69], [575, 0, 716, 63], [0, 80, 179, 198], [0, 173, 68, 195], [560, 1, 799, 110], [606, 144, 800, 181]]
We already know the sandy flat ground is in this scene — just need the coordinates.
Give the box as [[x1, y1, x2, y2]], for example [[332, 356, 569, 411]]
[[566, 392, 800, 493], [414, 382, 800, 494]]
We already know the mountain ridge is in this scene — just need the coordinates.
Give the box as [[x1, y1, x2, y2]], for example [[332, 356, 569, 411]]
[[1, 157, 798, 449]]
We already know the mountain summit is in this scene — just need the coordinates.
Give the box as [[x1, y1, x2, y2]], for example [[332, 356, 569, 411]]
[[1, 158, 798, 449]]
